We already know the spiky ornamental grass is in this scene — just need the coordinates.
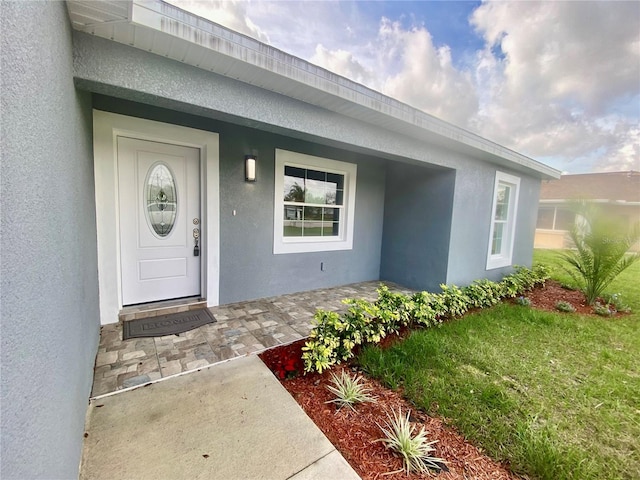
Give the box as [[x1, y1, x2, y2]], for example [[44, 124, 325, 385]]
[[325, 370, 375, 411], [376, 408, 446, 475]]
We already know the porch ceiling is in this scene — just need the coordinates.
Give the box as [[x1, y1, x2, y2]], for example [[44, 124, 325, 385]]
[[65, 0, 560, 179]]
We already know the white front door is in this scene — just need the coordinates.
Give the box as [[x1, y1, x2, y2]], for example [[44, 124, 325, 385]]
[[118, 137, 201, 305]]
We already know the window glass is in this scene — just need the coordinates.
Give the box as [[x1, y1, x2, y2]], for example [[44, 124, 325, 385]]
[[282, 167, 345, 238], [491, 182, 511, 255], [275, 149, 357, 254], [284, 166, 305, 202], [536, 207, 554, 229], [494, 185, 510, 221], [487, 172, 520, 269], [491, 223, 504, 255], [555, 208, 575, 230]]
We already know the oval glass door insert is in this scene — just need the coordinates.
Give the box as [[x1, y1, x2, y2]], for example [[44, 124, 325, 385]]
[[145, 163, 177, 237]]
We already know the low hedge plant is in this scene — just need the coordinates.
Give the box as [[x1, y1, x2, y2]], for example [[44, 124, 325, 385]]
[[302, 265, 550, 373]]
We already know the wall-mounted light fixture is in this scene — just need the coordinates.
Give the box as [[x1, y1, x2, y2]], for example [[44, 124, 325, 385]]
[[245, 155, 257, 182]]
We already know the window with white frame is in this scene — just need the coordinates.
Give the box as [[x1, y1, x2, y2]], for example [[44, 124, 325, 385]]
[[486, 171, 520, 269], [274, 149, 357, 254]]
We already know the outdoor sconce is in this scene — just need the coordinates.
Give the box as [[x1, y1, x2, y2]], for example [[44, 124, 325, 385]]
[[245, 155, 257, 182]]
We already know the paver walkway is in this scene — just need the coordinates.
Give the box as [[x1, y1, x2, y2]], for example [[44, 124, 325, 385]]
[[92, 281, 410, 396]]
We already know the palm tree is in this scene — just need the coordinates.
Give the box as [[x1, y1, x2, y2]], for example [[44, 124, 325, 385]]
[[285, 183, 304, 202], [559, 202, 639, 304]]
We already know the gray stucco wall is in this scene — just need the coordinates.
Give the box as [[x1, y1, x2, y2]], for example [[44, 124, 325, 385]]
[[78, 28, 545, 298], [92, 97, 386, 303], [380, 164, 455, 291], [218, 132, 387, 303], [446, 163, 541, 285], [512, 174, 541, 266], [1, 3, 99, 479]]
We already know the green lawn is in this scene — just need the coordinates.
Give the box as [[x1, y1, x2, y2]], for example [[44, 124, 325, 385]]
[[358, 249, 640, 480]]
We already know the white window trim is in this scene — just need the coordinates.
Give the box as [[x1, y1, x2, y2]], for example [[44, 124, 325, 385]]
[[274, 149, 357, 254], [486, 171, 520, 270]]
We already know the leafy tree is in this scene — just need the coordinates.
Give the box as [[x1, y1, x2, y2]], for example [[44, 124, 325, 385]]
[[559, 202, 639, 304], [284, 183, 304, 202]]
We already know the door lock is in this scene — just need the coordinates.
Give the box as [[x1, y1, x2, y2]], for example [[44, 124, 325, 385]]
[[193, 228, 200, 256]]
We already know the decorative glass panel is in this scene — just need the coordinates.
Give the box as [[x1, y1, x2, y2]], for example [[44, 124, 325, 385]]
[[145, 163, 177, 237]]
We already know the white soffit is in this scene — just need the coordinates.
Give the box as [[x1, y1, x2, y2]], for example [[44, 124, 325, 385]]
[[66, 0, 560, 179]]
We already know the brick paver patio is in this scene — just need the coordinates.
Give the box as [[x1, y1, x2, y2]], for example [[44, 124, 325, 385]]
[[92, 281, 411, 396]]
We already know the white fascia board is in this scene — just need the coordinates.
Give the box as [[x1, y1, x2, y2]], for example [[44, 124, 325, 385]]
[[68, 0, 561, 179]]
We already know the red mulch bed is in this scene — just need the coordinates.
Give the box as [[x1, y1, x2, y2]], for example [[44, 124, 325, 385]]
[[258, 282, 615, 479], [260, 340, 515, 479], [517, 280, 593, 314]]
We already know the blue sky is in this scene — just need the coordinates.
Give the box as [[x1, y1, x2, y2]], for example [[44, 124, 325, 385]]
[[169, 1, 640, 174]]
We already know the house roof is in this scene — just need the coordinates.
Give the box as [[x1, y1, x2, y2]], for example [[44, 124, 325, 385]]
[[66, 0, 560, 179], [540, 171, 640, 203]]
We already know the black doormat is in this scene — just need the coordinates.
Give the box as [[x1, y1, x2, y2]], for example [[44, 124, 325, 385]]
[[123, 308, 216, 340]]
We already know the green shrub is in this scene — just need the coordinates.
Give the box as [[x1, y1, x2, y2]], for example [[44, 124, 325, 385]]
[[410, 291, 442, 327], [601, 293, 631, 313], [592, 302, 614, 317], [302, 266, 549, 373], [464, 279, 503, 308], [515, 296, 532, 307], [375, 285, 411, 327], [438, 284, 470, 317], [301, 311, 344, 373], [555, 301, 576, 313]]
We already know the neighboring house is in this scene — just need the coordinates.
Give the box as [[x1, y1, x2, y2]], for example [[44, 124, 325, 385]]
[[1, 1, 559, 478], [535, 171, 640, 250]]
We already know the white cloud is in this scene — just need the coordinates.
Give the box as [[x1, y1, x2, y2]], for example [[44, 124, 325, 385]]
[[310, 45, 377, 87], [598, 121, 640, 172], [379, 18, 478, 128], [470, 1, 640, 172], [166, 0, 270, 43], [307, 18, 479, 128]]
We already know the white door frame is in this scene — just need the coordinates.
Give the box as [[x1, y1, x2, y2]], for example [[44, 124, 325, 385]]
[[93, 110, 220, 325]]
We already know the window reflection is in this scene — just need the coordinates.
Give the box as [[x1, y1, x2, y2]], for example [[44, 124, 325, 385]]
[[283, 166, 344, 206], [282, 165, 345, 238]]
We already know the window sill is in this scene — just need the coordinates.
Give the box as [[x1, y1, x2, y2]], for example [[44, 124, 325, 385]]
[[486, 256, 513, 270], [274, 237, 353, 254]]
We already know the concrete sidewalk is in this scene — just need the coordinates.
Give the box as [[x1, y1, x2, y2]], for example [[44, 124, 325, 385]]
[[80, 355, 360, 480]]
